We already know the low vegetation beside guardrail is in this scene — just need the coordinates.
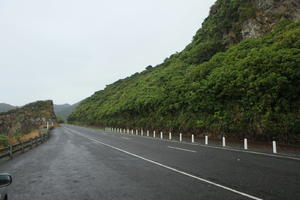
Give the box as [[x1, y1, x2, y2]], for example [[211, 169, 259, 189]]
[[0, 129, 51, 160]]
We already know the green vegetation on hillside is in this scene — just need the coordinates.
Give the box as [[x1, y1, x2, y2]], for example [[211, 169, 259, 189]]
[[69, 0, 300, 144]]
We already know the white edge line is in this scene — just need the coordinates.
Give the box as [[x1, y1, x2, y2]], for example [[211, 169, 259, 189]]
[[105, 129, 300, 161], [67, 126, 300, 161], [168, 146, 197, 153], [64, 127, 263, 200]]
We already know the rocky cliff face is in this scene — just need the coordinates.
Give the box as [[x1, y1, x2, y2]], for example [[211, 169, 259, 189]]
[[241, 0, 300, 39], [0, 100, 57, 137]]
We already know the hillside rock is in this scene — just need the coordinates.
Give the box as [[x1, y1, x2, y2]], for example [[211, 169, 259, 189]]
[[241, 0, 300, 39], [0, 100, 57, 137]]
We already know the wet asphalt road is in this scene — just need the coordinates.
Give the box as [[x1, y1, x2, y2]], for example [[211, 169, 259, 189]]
[[0, 125, 300, 200]]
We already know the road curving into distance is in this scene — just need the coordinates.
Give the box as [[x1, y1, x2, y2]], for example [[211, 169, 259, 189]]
[[0, 125, 299, 200]]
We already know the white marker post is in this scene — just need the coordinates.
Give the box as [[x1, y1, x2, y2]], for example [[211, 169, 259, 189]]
[[179, 133, 182, 142], [222, 137, 226, 147], [244, 138, 248, 150], [169, 132, 172, 140], [46, 122, 49, 130], [192, 134, 194, 143], [147, 130, 149, 137], [160, 132, 163, 139], [136, 130, 138, 135], [141, 130, 144, 136], [273, 141, 277, 154], [205, 136, 208, 145], [131, 130, 134, 135], [153, 131, 156, 138]]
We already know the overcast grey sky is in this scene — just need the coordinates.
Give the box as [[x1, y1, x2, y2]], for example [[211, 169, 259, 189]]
[[0, 0, 215, 106]]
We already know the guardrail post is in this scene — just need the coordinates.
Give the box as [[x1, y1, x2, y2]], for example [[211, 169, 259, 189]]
[[273, 141, 277, 154], [9, 145, 13, 159], [160, 132, 163, 139], [169, 132, 172, 140], [244, 138, 248, 150], [21, 141, 24, 153], [222, 137, 226, 147], [192, 134, 194, 143], [153, 131, 156, 138], [205, 135, 208, 145], [179, 133, 182, 142]]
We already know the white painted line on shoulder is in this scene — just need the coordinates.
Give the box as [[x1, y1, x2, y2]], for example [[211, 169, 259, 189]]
[[168, 146, 197, 153], [65, 127, 263, 200], [121, 137, 131, 140]]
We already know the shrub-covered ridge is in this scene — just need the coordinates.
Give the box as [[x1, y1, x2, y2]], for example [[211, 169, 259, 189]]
[[69, 0, 300, 144]]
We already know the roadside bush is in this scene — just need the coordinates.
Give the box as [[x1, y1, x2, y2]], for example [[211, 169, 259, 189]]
[[0, 135, 9, 146]]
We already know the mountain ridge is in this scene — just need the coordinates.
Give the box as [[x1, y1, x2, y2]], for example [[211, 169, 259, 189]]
[[68, 0, 300, 144]]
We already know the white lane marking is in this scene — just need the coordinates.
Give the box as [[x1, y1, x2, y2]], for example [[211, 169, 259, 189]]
[[67, 126, 300, 161], [64, 127, 263, 200], [118, 131, 300, 161], [196, 144, 300, 161], [121, 137, 131, 140], [168, 146, 197, 153]]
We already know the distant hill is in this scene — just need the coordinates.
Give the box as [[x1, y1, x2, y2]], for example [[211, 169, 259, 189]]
[[0, 103, 17, 112], [54, 102, 80, 121]]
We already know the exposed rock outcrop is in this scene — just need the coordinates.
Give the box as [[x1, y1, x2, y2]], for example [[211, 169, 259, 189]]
[[0, 100, 57, 137], [242, 0, 300, 39]]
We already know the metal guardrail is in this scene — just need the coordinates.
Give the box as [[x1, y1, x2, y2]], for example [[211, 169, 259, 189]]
[[0, 130, 51, 160]]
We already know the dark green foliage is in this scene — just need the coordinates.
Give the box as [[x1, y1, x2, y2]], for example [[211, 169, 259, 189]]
[[68, 0, 300, 144], [57, 117, 65, 124], [0, 135, 8, 146]]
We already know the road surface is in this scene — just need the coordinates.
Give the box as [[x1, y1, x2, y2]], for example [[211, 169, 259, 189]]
[[0, 125, 299, 200]]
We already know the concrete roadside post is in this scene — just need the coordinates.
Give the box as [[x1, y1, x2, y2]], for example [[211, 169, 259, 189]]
[[147, 130, 149, 137], [160, 132, 163, 139], [47, 122, 49, 130], [169, 132, 172, 140], [273, 141, 277, 154], [21, 141, 24, 152], [9, 145, 13, 159], [222, 137, 226, 147], [141, 130, 144, 136], [205, 135, 208, 145], [30, 138, 33, 149], [153, 131, 156, 138], [192, 134, 194, 143], [180, 133, 182, 142], [244, 138, 248, 150]]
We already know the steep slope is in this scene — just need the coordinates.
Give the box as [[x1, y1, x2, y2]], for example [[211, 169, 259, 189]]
[[0, 100, 57, 137], [0, 103, 17, 112], [69, 0, 300, 143]]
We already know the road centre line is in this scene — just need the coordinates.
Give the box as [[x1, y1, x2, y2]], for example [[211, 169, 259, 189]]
[[168, 146, 197, 153], [64, 127, 263, 200]]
